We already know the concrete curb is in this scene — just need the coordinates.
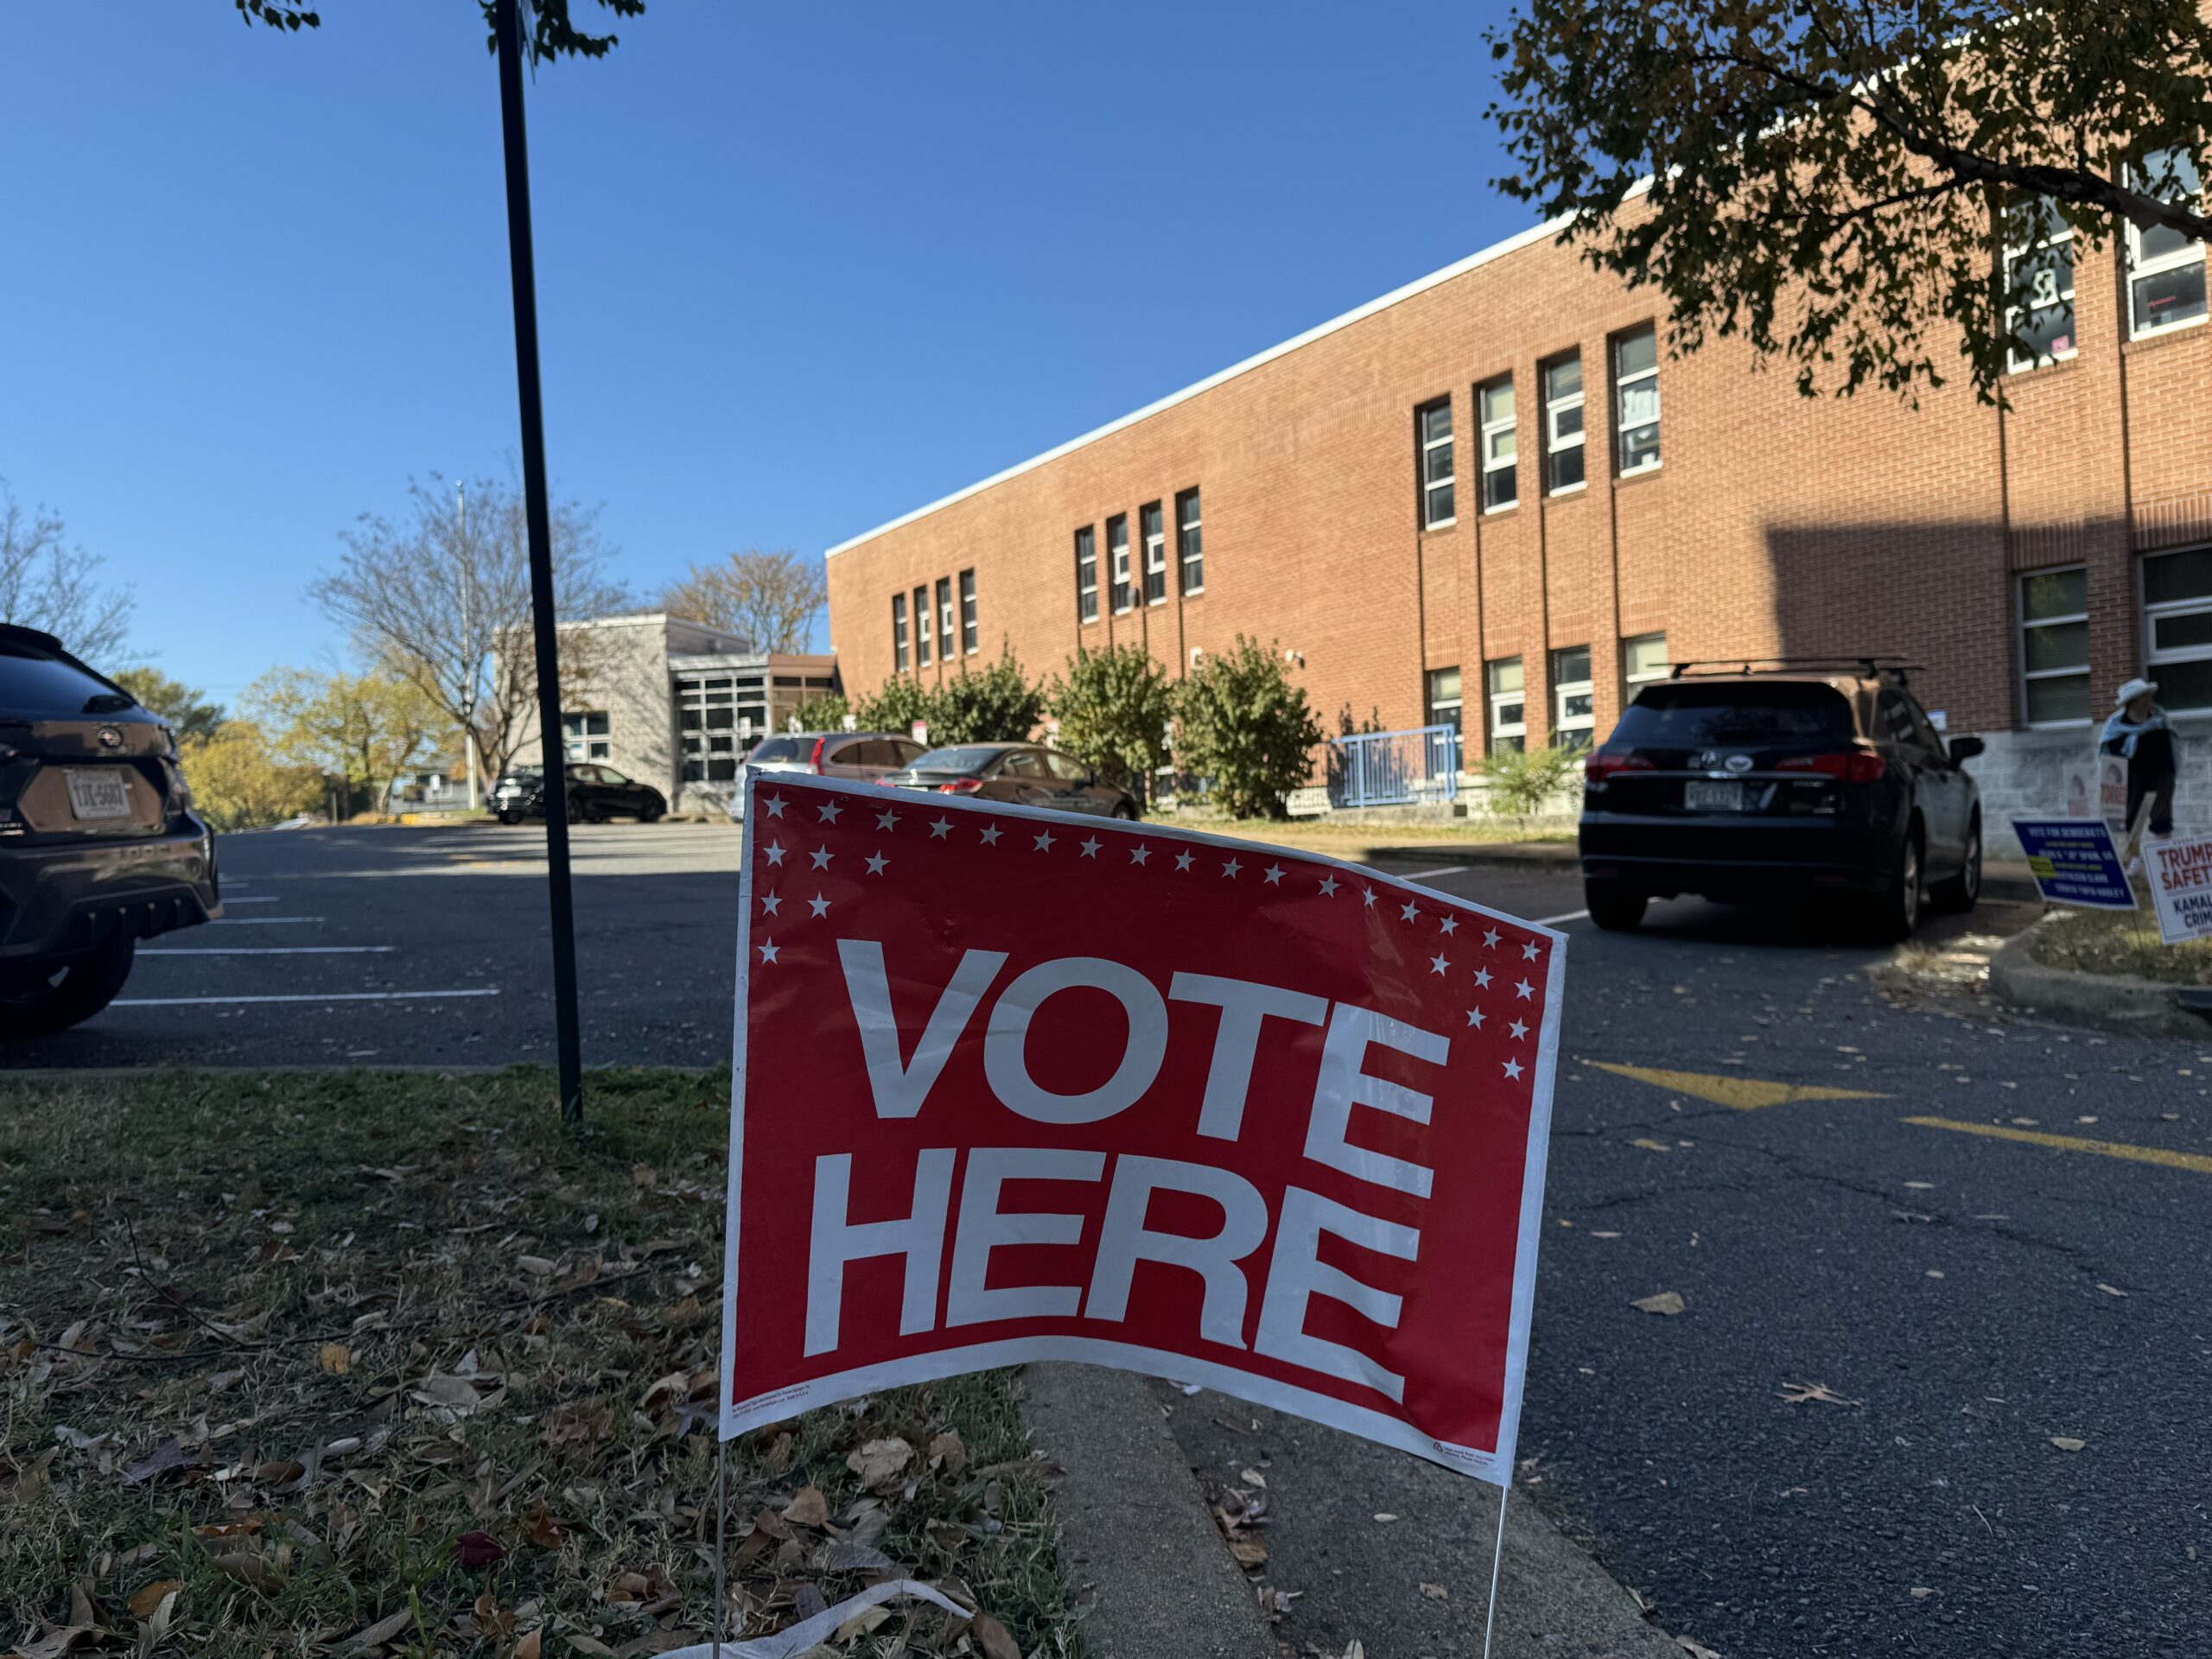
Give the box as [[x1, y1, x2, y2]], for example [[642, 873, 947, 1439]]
[[1986, 916, 2212, 1039]]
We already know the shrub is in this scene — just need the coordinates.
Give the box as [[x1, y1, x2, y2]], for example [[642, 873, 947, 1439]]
[[1049, 644, 1176, 804], [785, 692, 849, 734], [1480, 743, 1582, 816], [1173, 636, 1324, 820], [851, 676, 934, 738], [930, 646, 1046, 745]]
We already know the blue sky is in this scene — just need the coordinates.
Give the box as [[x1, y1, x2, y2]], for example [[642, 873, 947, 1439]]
[[0, 0, 1531, 701]]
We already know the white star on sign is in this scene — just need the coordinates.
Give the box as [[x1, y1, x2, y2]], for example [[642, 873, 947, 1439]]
[[1465, 1007, 1485, 1028], [763, 841, 785, 866], [1362, 887, 1378, 908], [980, 823, 1002, 846], [1174, 849, 1195, 872], [1263, 863, 1286, 886], [1222, 858, 1243, 878], [1503, 1058, 1523, 1081], [808, 893, 830, 918], [762, 795, 785, 819], [1033, 829, 1056, 853], [1428, 953, 1449, 976], [929, 817, 952, 839], [1509, 1018, 1529, 1040], [810, 846, 834, 870], [1522, 940, 1541, 961], [1474, 968, 1492, 989], [1319, 874, 1339, 897], [1079, 836, 1102, 859], [865, 851, 888, 874], [760, 893, 782, 916], [876, 808, 899, 830], [1438, 914, 1458, 936], [817, 800, 842, 824], [1400, 899, 1421, 923], [757, 938, 779, 964], [1483, 927, 1501, 949], [1515, 978, 1535, 1000], [1129, 844, 1152, 866]]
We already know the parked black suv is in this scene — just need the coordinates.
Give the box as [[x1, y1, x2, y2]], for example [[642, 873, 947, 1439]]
[[0, 624, 219, 1037], [1577, 661, 1983, 938], [491, 761, 666, 824]]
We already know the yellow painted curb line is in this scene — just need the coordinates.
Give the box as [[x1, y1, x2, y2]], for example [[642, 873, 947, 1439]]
[[1591, 1061, 1891, 1112], [1903, 1116, 2212, 1176]]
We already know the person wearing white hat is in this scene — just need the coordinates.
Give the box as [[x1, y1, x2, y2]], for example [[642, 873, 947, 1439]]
[[2101, 677, 2177, 842]]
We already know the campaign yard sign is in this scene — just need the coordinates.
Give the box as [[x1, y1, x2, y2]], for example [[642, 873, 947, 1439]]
[[2012, 818, 2137, 910], [2145, 836, 2212, 944], [718, 771, 1565, 1486]]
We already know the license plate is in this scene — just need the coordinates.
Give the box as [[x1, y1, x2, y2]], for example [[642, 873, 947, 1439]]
[[1684, 779, 1745, 812], [66, 768, 132, 820]]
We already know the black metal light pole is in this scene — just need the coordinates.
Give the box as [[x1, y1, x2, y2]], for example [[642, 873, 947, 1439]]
[[494, 0, 585, 1123]]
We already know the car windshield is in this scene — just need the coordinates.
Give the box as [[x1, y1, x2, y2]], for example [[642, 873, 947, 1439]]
[[747, 736, 809, 763], [0, 645, 120, 718], [499, 766, 543, 780], [1611, 682, 1854, 747], [908, 747, 1003, 773]]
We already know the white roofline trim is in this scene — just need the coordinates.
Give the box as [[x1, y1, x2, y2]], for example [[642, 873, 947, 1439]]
[[824, 208, 1583, 559]]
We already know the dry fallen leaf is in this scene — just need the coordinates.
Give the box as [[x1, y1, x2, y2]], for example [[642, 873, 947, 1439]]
[[970, 1613, 1022, 1659], [781, 1485, 830, 1527], [925, 1428, 968, 1474], [1630, 1137, 1673, 1153], [1676, 1638, 1724, 1659], [2096, 1283, 2127, 1298], [1238, 1465, 1268, 1489], [846, 1436, 914, 1492], [318, 1343, 351, 1376], [1420, 1581, 1448, 1600], [1777, 1382, 1862, 1408], [1371, 1512, 1398, 1523], [1633, 1291, 1687, 1317], [125, 1580, 181, 1618], [1910, 1586, 1935, 1599], [2050, 1436, 2087, 1452], [514, 1254, 559, 1277], [514, 1630, 543, 1659], [1229, 1537, 1268, 1568]]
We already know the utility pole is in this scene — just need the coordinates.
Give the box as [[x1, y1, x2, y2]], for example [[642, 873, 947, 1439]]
[[460, 481, 480, 812], [494, 0, 585, 1123]]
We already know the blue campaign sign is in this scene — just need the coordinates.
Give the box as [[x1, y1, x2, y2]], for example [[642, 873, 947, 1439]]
[[2012, 819, 2138, 910]]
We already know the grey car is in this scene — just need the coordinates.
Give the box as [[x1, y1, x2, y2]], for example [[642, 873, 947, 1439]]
[[745, 731, 929, 785], [882, 742, 1139, 817]]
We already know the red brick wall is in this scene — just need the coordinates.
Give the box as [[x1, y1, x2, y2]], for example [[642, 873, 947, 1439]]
[[823, 220, 2212, 754]]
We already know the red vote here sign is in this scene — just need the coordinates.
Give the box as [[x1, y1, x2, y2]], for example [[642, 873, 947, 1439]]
[[717, 772, 1563, 1484]]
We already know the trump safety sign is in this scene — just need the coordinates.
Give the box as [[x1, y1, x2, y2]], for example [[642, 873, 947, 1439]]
[[717, 772, 1564, 1485]]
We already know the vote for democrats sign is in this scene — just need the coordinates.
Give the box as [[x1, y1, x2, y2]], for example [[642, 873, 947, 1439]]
[[717, 772, 1564, 1485]]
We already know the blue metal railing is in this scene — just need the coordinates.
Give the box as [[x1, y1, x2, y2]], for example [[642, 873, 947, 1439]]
[[1327, 725, 1462, 809]]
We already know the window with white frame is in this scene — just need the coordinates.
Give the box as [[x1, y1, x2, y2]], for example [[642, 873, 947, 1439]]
[[561, 710, 610, 761], [1622, 632, 1669, 692], [1177, 488, 1204, 594], [912, 585, 931, 666], [2005, 222, 2076, 372], [2127, 149, 2207, 338], [1543, 355, 1586, 493], [2143, 546, 2212, 714], [959, 569, 978, 653], [1551, 645, 1594, 747], [1426, 666, 1463, 738], [1613, 325, 1661, 474], [1141, 501, 1167, 605], [1109, 513, 1132, 613], [892, 592, 909, 671], [1478, 377, 1516, 512], [1486, 657, 1525, 754], [1075, 527, 1098, 623], [1418, 398, 1456, 527], [2019, 567, 2090, 727], [934, 576, 953, 662]]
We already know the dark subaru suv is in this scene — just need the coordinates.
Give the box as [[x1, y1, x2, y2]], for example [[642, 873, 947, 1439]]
[[1578, 662, 1983, 938], [0, 625, 219, 1037]]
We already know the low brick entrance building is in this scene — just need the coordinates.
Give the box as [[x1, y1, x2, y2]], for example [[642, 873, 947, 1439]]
[[823, 205, 2212, 840]]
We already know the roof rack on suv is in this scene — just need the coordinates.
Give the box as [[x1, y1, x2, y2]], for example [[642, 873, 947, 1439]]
[[1667, 656, 1921, 683]]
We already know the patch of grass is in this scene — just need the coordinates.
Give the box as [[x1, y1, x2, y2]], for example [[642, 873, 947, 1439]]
[[2027, 903, 2212, 984], [1146, 812, 1571, 861], [0, 1069, 1081, 1657]]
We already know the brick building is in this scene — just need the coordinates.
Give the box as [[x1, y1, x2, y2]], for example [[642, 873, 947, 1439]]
[[823, 193, 2212, 840]]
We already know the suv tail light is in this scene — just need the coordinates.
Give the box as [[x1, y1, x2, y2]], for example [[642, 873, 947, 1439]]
[[1777, 747, 1886, 784], [938, 779, 984, 794], [807, 737, 828, 773], [1584, 747, 1656, 786]]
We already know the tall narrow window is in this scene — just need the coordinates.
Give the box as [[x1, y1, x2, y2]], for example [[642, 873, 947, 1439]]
[[1613, 326, 1661, 474], [1550, 645, 1593, 748], [1542, 356, 1586, 493], [2127, 149, 2208, 337], [1425, 666, 1463, 737], [959, 569, 978, 653], [1177, 488, 1204, 594], [2005, 217, 2076, 371], [1478, 378, 1516, 512], [892, 592, 909, 672], [912, 585, 931, 666], [1486, 658, 1525, 755], [1109, 514, 1132, 613], [936, 577, 955, 662], [2019, 567, 2089, 727], [1419, 398, 1455, 527], [1076, 527, 1098, 623], [2141, 548, 2212, 713], [1141, 501, 1167, 605]]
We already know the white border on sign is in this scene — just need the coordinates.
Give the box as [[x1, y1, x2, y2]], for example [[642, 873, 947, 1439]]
[[715, 766, 1567, 1489]]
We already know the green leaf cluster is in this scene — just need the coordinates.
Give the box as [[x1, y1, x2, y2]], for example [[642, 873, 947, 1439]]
[[1048, 644, 1177, 804], [1172, 636, 1324, 821]]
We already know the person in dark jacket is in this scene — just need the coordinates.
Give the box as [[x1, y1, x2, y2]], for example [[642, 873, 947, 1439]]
[[2101, 677, 2177, 840]]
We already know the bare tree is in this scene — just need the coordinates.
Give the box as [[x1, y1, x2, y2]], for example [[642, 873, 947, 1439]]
[[308, 474, 627, 786], [660, 549, 827, 652], [0, 484, 133, 661]]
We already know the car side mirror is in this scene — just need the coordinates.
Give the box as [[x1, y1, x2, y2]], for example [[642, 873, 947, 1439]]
[[1948, 735, 1985, 766]]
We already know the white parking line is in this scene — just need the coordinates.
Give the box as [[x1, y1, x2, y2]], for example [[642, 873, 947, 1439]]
[[1535, 908, 1591, 925], [139, 946, 396, 956], [211, 917, 323, 925], [113, 988, 499, 1007]]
